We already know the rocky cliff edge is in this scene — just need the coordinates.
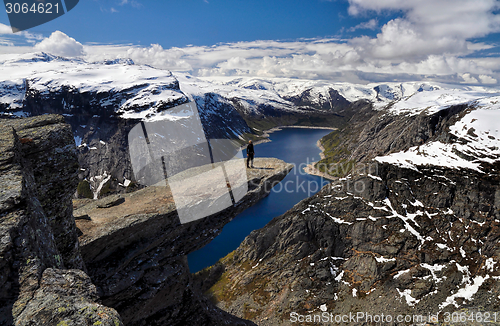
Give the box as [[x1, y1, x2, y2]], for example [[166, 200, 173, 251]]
[[0, 117, 294, 326], [0, 115, 122, 326], [74, 157, 293, 326]]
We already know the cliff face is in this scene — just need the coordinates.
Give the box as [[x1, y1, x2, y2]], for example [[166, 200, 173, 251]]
[[0, 115, 122, 326], [74, 158, 293, 326], [0, 114, 296, 325], [202, 98, 500, 325]]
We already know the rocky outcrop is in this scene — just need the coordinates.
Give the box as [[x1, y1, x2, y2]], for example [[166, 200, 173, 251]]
[[0, 115, 122, 326], [73, 158, 293, 326], [15, 268, 122, 326], [283, 87, 350, 112], [0, 116, 295, 326], [201, 102, 500, 325]]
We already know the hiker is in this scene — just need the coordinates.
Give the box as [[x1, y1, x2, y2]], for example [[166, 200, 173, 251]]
[[246, 140, 254, 168]]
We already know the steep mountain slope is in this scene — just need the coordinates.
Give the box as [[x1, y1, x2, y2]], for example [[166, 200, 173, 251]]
[[198, 90, 500, 325]]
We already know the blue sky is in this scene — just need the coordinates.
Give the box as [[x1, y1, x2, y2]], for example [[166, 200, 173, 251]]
[[1, 0, 387, 46], [1, 0, 500, 85]]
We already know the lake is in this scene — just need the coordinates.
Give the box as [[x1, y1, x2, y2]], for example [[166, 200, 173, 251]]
[[187, 127, 332, 273]]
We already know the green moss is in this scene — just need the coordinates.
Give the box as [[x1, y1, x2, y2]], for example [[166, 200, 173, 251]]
[[98, 180, 112, 198], [77, 180, 93, 199], [207, 254, 271, 308], [221, 250, 235, 264], [56, 321, 69, 326], [207, 269, 235, 303], [57, 307, 67, 313], [315, 159, 356, 177], [93, 322, 102, 326], [54, 254, 62, 266], [313, 129, 358, 177]]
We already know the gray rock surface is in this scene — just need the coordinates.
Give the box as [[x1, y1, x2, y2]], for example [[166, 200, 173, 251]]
[[1, 115, 83, 270], [0, 115, 122, 326], [15, 268, 122, 326], [200, 104, 500, 325], [74, 157, 293, 326]]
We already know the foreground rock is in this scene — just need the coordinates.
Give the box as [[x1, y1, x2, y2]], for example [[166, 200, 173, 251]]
[[0, 115, 122, 326], [15, 269, 122, 326], [74, 157, 293, 326]]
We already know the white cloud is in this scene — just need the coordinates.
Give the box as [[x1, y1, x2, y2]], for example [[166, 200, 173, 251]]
[[462, 73, 479, 84], [125, 44, 192, 70], [34, 31, 85, 57], [348, 19, 378, 32], [346, 0, 500, 61], [46, 36, 500, 84], [479, 74, 498, 84], [119, 0, 142, 8], [0, 23, 12, 35], [350, 19, 468, 61]]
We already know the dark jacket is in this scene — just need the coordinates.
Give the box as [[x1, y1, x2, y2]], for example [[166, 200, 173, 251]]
[[247, 143, 254, 155]]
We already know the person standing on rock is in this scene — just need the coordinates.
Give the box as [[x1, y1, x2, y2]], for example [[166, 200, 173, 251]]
[[247, 140, 255, 168]]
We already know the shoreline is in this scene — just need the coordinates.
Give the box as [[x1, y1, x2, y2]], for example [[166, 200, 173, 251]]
[[302, 138, 337, 180], [303, 163, 336, 181], [317, 140, 326, 160], [304, 140, 335, 180], [261, 125, 337, 136], [248, 125, 337, 181], [245, 125, 337, 148]]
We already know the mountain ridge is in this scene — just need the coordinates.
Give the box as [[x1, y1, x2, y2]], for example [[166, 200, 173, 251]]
[[197, 86, 500, 325]]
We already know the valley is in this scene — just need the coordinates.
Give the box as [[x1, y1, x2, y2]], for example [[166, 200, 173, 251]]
[[1, 53, 500, 325]]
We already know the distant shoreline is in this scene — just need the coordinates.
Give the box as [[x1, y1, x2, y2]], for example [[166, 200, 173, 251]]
[[255, 125, 336, 180], [301, 138, 337, 180], [255, 125, 336, 146]]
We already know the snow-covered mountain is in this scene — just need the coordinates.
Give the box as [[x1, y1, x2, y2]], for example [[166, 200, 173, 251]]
[[0, 53, 359, 197], [1, 52, 499, 199], [200, 79, 500, 325], [0, 52, 187, 119], [2, 52, 495, 121], [376, 93, 500, 172]]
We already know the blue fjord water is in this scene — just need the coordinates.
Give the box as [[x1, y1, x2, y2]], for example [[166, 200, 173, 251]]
[[187, 127, 332, 273]]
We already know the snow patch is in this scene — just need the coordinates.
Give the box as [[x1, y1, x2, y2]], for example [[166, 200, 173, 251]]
[[375, 256, 396, 263], [397, 288, 420, 307], [484, 258, 497, 272], [439, 275, 489, 309], [376, 97, 500, 172]]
